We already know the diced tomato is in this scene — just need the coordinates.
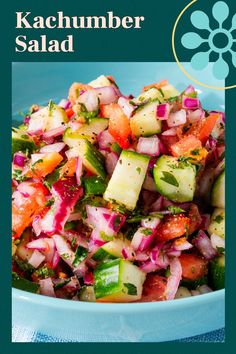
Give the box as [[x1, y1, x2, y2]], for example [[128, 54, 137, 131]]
[[142, 80, 169, 92], [188, 204, 202, 235], [179, 253, 208, 280], [68, 82, 93, 105], [12, 182, 48, 239], [198, 113, 220, 144], [101, 103, 131, 149], [65, 107, 75, 119], [170, 135, 202, 157], [156, 214, 190, 242], [26, 152, 63, 178], [60, 157, 77, 178], [140, 274, 167, 302]]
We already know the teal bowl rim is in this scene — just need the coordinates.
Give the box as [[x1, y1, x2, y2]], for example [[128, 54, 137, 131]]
[[12, 288, 225, 314]]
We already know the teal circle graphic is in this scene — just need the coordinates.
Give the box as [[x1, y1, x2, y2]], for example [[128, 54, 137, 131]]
[[181, 1, 236, 80]]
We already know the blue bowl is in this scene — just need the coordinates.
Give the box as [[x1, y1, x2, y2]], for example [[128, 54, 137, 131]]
[[12, 62, 225, 342]]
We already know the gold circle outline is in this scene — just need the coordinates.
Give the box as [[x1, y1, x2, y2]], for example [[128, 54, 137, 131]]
[[172, 0, 236, 90]]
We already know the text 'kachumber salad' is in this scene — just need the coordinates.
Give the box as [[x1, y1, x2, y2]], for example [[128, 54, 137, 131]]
[[12, 75, 225, 302]]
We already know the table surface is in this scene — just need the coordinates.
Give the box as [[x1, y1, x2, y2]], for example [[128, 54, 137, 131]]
[[12, 325, 225, 343]]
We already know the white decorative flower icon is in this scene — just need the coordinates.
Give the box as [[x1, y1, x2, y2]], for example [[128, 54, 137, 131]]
[[181, 1, 236, 80]]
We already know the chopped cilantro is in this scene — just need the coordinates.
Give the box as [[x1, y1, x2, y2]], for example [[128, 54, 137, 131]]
[[123, 283, 137, 295], [35, 266, 55, 279], [167, 205, 185, 214], [216, 246, 225, 254], [190, 148, 201, 156], [45, 198, 54, 207], [54, 279, 71, 290], [48, 100, 55, 115], [160, 171, 179, 187], [12, 169, 28, 183], [136, 167, 141, 174], [214, 215, 224, 224], [71, 237, 77, 248], [142, 228, 153, 236]]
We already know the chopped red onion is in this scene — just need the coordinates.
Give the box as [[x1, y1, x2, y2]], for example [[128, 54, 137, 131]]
[[121, 246, 135, 261], [42, 126, 66, 139], [167, 109, 186, 127], [191, 290, 201, 296], [28, 250, 45, 268], [95, 86, 118, 104], [52, 250, 60, 269], [32, 215, 42, 237], [23, 115, 31, 125], [193, 230, 217, 260], [27, 129, 44, 137], [156, 103, 171, 120], [13, 152, 27, 167], [136, 136, 160, 156], [67, 212, 81, 222], [97, 130, 115, 150], [142, 174, 157, 192], [164, 257, 182, 300], [150, 195, 164, 212], [84, 271, 94, 285], [78, 90, 99, 112], [210, 233, 225, 251], [40, 142, 65, 153], [135, 251, 150, 262], [76, 156, 83, 186], [131, 227, 155, 251], [161, 127, 177, 136], [141, 215, 161, 229], [53, 234, 75, 268], [26, 238, 50, 251], [118, 96, 136, 118], [171, 238, 193, 251], [73, 260, 88, 277], [105, 152, 119, 175], [39, 278, 56, 297], [199, 214, 211, 230], [182, 95, 200, 109], [140, 260, 160, 273], [86, 206, 125, 237], [198, 285, 213, 294], [183, 85, 195, 95], [58, 99, 71, 110], [187, 109, 205, 123]]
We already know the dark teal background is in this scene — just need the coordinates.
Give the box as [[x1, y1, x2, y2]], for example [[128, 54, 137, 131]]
[[1, 0, 235, 352]]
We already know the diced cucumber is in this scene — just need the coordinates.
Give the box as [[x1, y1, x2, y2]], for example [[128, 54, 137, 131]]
[[94, 259, 146, 302], [104, 150, 150, 210], [93, 239, 132, 261], [211, 171, 225, 208], [209, 255, 225, 290], [130, 101, 162, 137], [79, 286, 96, 302], [12, 272, 39, 293], [208, 208, 225, 238], [28, 104, 68, 132], [12, 129, 36, 155], [131, 88, 164, 106], [153, 155, 196, 202], [68, 139, 106, 178], [161, 84, 180, 99], [84, 176, 107, 195], [181, 276, 208, 289], [88, 75, 112, 88], [63, 118, 109, 145]]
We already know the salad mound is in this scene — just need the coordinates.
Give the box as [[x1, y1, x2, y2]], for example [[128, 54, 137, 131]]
[[12, 75, 225, 302]]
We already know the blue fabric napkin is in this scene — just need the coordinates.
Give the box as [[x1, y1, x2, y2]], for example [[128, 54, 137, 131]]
[[12, 325, 225, 342]]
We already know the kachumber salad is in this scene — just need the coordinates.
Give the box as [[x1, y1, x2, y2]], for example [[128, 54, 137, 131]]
[[12, 75, 225, 302]]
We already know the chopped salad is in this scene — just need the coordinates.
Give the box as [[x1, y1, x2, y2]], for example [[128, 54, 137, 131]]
[[12, 75, 225, 302]]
